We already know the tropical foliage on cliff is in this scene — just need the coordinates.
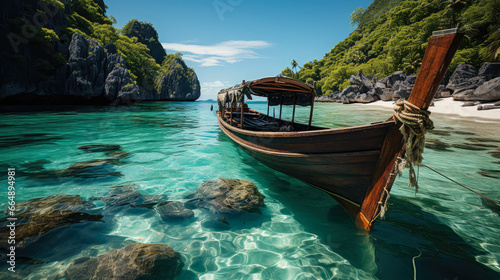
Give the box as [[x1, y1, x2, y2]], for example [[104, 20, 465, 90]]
[[2, 0, 193, 91], [66, 0, 193, 90], [284, 0, 500, 95]]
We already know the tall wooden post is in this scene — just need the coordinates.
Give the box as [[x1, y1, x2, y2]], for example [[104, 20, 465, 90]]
[[279, 96, 283, 120], [308, 82, 316, 130], [354, 29, 463, 232], [230, 102, 233, 126], [240, 80, 245, 128], [291, 94, 297, 125], [240, 98, 244, 128]]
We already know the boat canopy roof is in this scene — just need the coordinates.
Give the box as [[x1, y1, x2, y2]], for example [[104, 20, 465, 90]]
[[217, 76, 315, 106]]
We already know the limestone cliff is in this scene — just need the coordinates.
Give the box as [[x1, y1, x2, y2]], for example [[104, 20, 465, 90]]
[[0, 0, 200, 105]]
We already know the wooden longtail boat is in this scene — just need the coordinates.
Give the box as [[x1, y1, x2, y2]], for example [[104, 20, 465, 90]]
[[216, 29, 463, 231]]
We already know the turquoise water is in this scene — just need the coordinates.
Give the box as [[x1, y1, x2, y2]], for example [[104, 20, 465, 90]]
[[0, 101, 499, 279]]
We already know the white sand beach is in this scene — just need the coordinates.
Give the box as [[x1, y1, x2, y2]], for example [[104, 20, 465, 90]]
[[363, 98, 500, 121]]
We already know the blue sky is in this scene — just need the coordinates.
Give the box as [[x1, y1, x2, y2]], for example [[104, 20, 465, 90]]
[[106, 0, 373, 100]]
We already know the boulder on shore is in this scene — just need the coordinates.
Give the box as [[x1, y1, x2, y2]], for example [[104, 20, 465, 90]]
[[63, 243, 183, 280], [453, 77, 500, 101]]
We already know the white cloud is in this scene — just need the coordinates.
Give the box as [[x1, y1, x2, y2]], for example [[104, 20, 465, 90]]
[[161, 40, 271, 67], [200, 80, 231, 100]]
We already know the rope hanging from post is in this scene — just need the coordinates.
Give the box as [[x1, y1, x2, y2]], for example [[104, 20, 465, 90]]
[[393, 100, 434, 192]]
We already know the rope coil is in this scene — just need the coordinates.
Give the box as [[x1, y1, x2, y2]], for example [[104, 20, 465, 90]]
[[393, 100, 434, 192]]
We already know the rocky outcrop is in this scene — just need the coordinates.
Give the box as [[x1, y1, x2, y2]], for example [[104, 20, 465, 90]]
[[122, 20, 166, 65], [62, 243, 183, 280], [450, 63, 500, 102], [61, 34, 141, 104], [453, 76, 500, 101], [121, 20, 200, 101], [0, 1, 200, 105], [144, 57, 201, 101], [316, 62, 500, 104]]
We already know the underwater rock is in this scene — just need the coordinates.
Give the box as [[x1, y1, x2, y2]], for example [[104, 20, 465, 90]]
[[63, 243, 183, 280], [10, 194, 94, 215], [478, 169, 500, 179], [452, 130, 476, 136], [94, 185, 165, 208], [25, 159, 122, 180], [452, 143, 490, 151], [0, 195, 101, 249], [104, 150, 131, 159], [481, 197, 500, 216], [465, 137, 500, 143], [425, 138, 452, 152], [189, 178, 265, 216], [156, 201, 194, 221], [427, 129, 452, 136], [489, 151, 500, 159], [65, 159, 122, 178], [78, 144, 121, 152]]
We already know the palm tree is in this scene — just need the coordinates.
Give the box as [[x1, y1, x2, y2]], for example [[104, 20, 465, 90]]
[[291, 59, 299, 79], [402, 52, 422, 75], [442, 0, 468, 28]]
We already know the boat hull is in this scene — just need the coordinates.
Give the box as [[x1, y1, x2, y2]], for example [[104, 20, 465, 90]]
[[217, 113, 397, 220]]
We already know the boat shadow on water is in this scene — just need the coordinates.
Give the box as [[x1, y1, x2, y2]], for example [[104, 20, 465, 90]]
[[234, 144, 498, 279], [373, 195, 499, 280]]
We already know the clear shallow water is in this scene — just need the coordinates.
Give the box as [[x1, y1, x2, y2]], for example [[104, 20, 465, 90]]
[[0, 101, 498, 280]]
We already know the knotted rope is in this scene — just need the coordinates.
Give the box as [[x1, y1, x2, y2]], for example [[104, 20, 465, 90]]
[[393, 100, 434, 192]]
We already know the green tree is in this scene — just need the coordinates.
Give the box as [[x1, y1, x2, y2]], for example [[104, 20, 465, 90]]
[[349, 7, 365, 28], [442, 0, 468, 28], [291, 59, 299, 79]]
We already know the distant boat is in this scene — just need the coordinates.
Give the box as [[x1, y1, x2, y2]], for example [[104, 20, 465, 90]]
[[216, 29, 462, 231]]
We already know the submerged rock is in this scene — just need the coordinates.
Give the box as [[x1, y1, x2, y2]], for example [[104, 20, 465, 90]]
[[465, 137, 500, 143], [481, 197, 500, 216], [427, 129, 452, 137], [93, 185, 165, 208], [25, 159, 123, 180], [188, 178, 266, 216], [156, 201, 194, 221], [65, 159, 122, 178], [63, 243, 183, 280], [478, 169, 500, 179], [452, 143, 490, 151], [488, 151, 500, 159], [78, 144, 122, 152], [425, 138, 452, 152], [104, 150, 132, 159], [0, 195, 101, 249]]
